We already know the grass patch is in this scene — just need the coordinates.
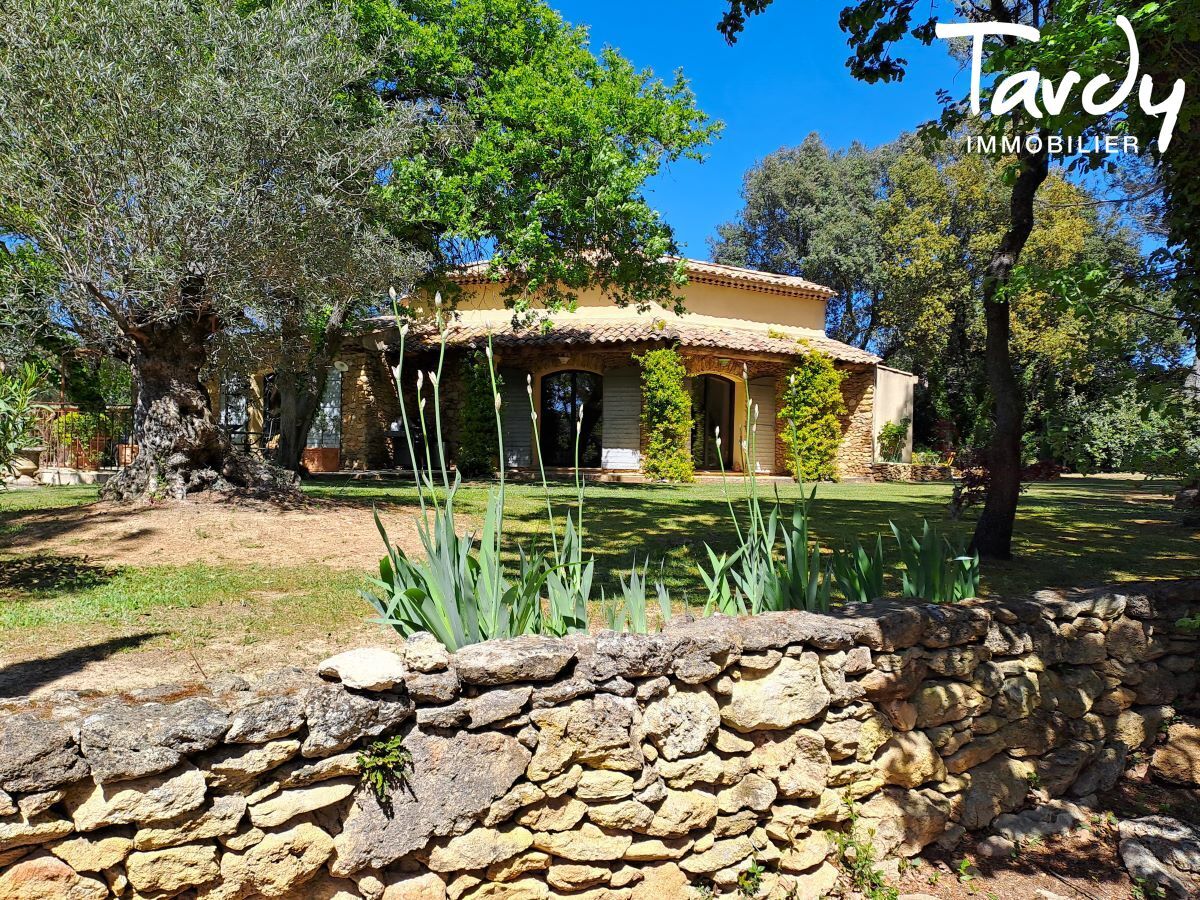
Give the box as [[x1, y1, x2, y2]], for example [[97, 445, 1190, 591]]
[[0, 557, 363, 637], [307, 474, 1197, 600], [0, 476, 1194, 658]]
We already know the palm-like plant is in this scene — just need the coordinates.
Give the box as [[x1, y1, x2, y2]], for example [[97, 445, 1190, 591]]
[[0, 362, 46, 486]]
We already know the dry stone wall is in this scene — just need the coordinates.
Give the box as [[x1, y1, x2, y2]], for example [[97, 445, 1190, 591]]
[[1, 581, 1198, 900]]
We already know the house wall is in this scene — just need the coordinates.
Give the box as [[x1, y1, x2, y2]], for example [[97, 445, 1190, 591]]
[[340, 346, 879, 479], [873, 367, 918, 464], [340, 349, 400, 471], [836, 367, 876, 481], [452, 280, 828, 336]]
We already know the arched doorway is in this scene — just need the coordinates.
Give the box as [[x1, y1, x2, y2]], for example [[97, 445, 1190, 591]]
[[691, 374, 734, 470], [540, 370, 603, 468]]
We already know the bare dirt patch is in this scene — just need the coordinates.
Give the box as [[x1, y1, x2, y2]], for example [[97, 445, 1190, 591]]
[[0, 623, 388, 707], [0, 495, 422, 570], [897, 771, 1200, 900]]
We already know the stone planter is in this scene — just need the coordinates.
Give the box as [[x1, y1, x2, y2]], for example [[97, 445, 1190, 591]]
[[37, 466, 112, 486], [11, 446, 42, 477]]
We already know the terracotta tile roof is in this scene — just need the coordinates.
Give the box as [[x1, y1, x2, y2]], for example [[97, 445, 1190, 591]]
[[452, 257, 836, 300], [393, 318, 880, 365]]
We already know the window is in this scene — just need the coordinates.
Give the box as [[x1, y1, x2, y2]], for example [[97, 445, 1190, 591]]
[[307, 369, 342, 449], [540, 370, 602, 468], [219, 374, 252, 450]]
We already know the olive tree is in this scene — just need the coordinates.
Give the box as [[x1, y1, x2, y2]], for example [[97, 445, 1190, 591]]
[[0, 0, 425, 499]]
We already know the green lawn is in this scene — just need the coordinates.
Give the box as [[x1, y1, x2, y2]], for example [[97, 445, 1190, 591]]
[[0, 476, 1195, 673], [305, 475, 1198, 600]]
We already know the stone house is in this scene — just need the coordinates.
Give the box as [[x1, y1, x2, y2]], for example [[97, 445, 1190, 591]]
[[219, 259, 915, 478]]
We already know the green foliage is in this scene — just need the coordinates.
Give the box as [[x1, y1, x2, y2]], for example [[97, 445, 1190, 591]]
[[772, 494, 833, 614], [1046, 386, 1200, 481], [890, 520, 980, 603], [829, 797, 900, 900], [368, 490, 546, 651], [736, 857, 766, 898], [541, 515, 592, 637], [831, 534, 886, 603], [603, 557, 672, 634], [637, 349, 694, 483], [350, 0, 718, 315], [367, 330, 545, 651], [715, 130, 1191, 467], [877, 418, 909, 463], [706, 378, 834, 617], [0, 362, 45, 483], [1177, 614, 1200, 635], [0, 243, 59, 366], [780, 352, 846, 482], [713, 134, 891, 348], [357, 735, 412, 807], [51, 411, 110, 468], [456, 353, 500, 478]]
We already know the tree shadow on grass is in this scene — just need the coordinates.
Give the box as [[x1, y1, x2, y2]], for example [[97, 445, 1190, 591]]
[[0, 553, 120, 597], [0, 631, 163, 698]]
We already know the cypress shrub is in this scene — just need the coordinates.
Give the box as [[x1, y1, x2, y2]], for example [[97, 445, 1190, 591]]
[[637, 348, 694, 483], [780, 350, 846, 482]]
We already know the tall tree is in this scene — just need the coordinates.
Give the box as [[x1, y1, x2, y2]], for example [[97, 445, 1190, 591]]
[[711, 134, 890, 348], [713, 135, 1179, 460], [228, 0, 720, 474], [715, 0, 1096, 558], [0, 0, 427, 499]]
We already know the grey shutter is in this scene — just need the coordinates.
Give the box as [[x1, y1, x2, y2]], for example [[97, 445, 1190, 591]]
[[499, 367, 532, 469], [748, 377, 777, 474], [602, 366, 641, 470]]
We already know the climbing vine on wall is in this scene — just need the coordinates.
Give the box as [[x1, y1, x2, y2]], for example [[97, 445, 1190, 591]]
[[456, 351, 500, 477], [637, 347, 694, 483], [780, 350, 846, 482]]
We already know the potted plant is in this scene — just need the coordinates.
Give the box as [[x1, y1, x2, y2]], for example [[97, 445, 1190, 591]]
[[1, 363, 47, 485]]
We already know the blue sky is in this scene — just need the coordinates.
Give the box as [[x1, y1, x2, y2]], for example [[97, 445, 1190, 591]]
[[551, 0, 966, 257]]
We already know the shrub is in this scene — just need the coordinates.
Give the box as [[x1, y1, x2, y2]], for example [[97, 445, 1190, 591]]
[[1, 362, 46, 483], [780, 351, 846, 482], [637, 348, 694, 482], [1046, 385, 1200, 480], [51, 409, 109, 468], [357, 734, 412, 810], [877, 418, 909, 463], [831, 534, 886, 603], [455, 351, 500, 478]]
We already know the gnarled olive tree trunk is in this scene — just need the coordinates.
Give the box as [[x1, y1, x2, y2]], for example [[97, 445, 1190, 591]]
[[104, 311, 295, 501]]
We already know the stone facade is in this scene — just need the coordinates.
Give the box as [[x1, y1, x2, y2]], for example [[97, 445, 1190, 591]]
[[835, 365, 874, 481], [1, 580, 1197, 898], [340, 342, 879, 479], [868, 462, 956, 483], [341, 349, 402, 471]]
